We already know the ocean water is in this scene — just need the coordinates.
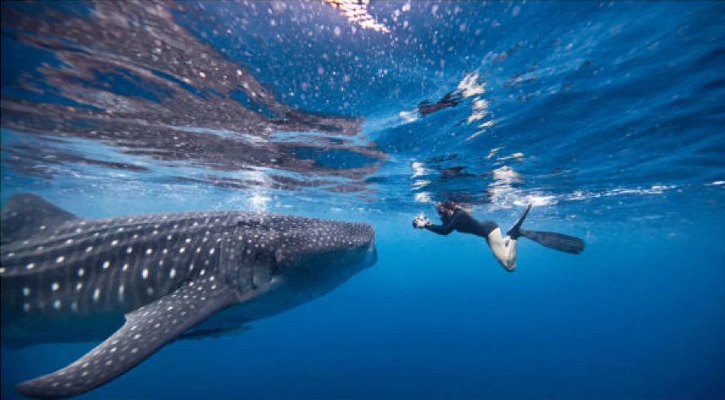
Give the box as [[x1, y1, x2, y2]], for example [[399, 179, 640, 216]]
[[1, 1, 724, 399]]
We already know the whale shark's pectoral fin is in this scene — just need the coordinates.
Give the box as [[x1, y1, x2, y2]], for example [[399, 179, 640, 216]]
[[15, 276, 248, 399]]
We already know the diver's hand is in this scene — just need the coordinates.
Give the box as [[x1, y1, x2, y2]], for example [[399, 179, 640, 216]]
[[412, 214, 430, 229]]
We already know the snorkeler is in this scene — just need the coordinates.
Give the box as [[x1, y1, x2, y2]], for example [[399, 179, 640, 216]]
[[412, 202, 584, 271]]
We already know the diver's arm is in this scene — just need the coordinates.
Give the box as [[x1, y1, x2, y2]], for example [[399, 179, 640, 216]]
[[424, 223, 455, 235], [424, 211, 462, 235], [413, 213, 454, 235]]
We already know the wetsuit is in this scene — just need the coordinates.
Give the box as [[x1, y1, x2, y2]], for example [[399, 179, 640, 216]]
[[425, 209, 498, 238]]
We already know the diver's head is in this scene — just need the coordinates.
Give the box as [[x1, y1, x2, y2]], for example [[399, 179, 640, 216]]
[[436, 201, 456, 217]]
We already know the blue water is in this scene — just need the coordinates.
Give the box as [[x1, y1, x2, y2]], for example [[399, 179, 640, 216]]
[[2, 1, 724, 399]]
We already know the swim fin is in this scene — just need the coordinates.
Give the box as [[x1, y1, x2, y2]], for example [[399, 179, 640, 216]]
[[506, 204, 585, 254], [519, 229, 585, 254], [506, 203, 532, 239]]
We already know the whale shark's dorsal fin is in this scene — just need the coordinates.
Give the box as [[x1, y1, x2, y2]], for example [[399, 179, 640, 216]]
[[1, 193, 81, 244]]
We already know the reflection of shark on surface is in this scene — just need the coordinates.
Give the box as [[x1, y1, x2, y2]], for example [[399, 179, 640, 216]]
[[0, 194, 377, 398], [417, 90, 465, 116], [402, 72, 488, 125]]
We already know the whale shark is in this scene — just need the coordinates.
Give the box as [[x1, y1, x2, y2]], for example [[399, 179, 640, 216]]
[[0, 193, 377, 398]]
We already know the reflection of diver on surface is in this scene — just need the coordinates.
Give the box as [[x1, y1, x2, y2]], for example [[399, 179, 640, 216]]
[[417, 89, 464, 116], [413, 202, 585, 272]]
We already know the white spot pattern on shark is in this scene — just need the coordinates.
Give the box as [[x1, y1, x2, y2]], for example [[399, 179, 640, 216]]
[[1, 193, 376, 398]]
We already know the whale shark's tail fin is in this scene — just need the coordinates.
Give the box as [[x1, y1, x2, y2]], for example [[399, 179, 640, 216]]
[[506, 204, 585, 254], [518, 229, 585, 254]]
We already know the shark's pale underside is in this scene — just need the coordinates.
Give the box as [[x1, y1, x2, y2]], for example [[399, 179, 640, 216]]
[[0, 194, 377, 398]]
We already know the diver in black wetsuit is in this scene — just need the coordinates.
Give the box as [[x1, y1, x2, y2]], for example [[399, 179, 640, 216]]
[[413, 202, 584, 272]]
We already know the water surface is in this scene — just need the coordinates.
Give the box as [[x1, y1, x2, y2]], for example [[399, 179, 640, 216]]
[[2, 1, 724, 399]]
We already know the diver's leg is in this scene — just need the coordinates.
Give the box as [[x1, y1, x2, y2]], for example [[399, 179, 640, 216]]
[[486, 227, 517, 272]]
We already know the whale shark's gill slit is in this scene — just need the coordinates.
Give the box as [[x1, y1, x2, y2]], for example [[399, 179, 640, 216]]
[[102, 257, 121, 309], [57, 263, 74, 315]]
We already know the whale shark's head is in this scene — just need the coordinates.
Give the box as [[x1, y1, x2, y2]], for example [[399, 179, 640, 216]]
[[220, 215, 376, 314], [272, 218, 377, 287]]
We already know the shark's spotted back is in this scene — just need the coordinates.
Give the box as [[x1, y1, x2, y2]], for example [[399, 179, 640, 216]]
[[1, 194, 376, 398]]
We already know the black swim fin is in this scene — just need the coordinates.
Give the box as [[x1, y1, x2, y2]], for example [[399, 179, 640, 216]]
[[506, 203, 532, 239], [506, 204, 585, 254], [519, 229, 585, 254]]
